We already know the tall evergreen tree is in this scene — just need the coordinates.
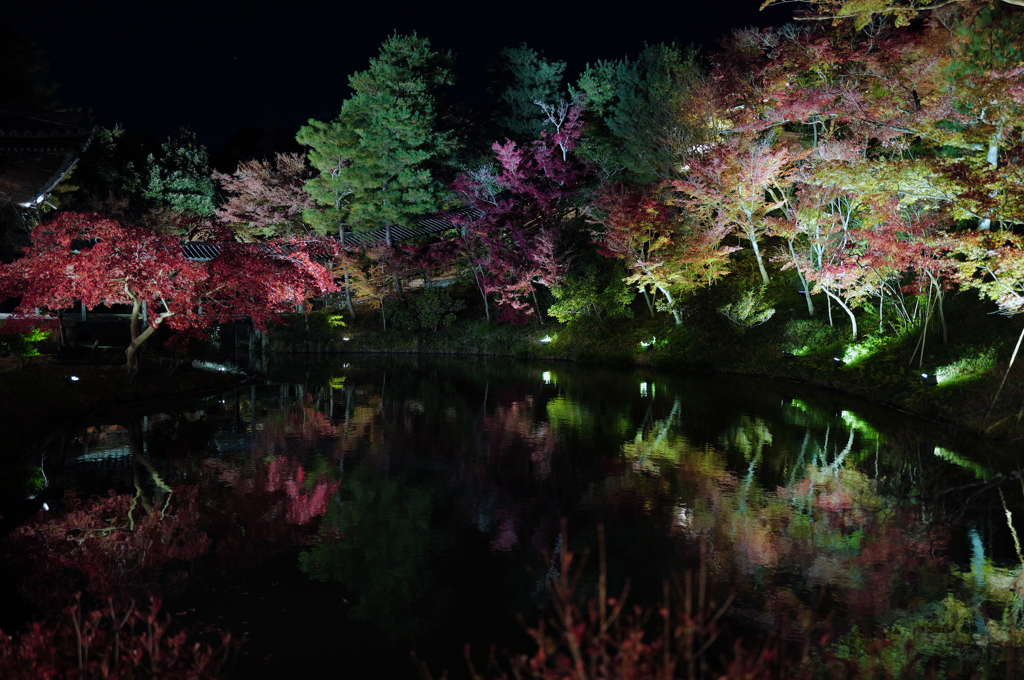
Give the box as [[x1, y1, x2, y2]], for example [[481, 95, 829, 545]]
[[297, 32, 454, 248], [487, 43, 566, 141], [575, 44, 712, 184], [144, 128, 217, 219]]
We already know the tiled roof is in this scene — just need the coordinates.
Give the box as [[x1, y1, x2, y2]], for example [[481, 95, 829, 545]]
[[179, 242, 222, 260], [65, 207, 485, 262], [0, 107, 96, 206], [337, 206, 482, 247]]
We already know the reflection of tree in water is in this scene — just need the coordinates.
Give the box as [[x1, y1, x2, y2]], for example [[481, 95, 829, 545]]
[[144, 409, 218, 458], [5, 416, 212, 614], [614, 403, 1024, 673], [719, 414, 773, 461], [299, 462, 449, 640], [4, 403, 343, 617]]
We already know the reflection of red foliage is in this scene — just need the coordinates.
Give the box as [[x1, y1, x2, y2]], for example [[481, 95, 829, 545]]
[[7, 489, 211, 611], [0, 597, 235, 679], [207, 454, 338, 568], [264, 457, 339, 525]]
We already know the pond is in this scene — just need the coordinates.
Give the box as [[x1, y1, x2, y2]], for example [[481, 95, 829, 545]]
[[2, 357, 1022, 678]]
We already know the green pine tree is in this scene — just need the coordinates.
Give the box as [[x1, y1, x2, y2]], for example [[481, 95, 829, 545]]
[[297, 32, 455, 247], [144, 127, 216, 217], [487, 43, 566, 140], [574, 44, 709, 184]]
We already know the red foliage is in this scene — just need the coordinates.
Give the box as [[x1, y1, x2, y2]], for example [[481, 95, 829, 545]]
[[264, 456, 340, 525], [7, 488, 211, 611], [0, 597, 235, 680], [0, 213, 338, 367], [441, 105, 586, 321], [213, 152, 316, 240], [594, 184, 735, 319]]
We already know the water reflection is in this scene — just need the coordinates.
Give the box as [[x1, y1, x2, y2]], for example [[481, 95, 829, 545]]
[[2, 357, 1023, 676]]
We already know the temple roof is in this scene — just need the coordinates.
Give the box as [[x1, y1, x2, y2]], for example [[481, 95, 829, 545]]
[[0, 106, 96, 207]]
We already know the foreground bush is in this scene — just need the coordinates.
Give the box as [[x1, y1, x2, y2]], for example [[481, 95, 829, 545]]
[[0, 597, 235, 680]]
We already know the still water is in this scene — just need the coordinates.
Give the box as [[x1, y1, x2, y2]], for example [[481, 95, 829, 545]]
[[3, 357, 1023, 678]]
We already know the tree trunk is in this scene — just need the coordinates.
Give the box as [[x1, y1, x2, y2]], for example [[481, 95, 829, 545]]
[[879, 285, 884, 334], [532, 287, 544, 325], [338, 225, 356, 319], [385, 222, 393, 248], [821, 287, 857, 339], [641, 286, 655, 318], [748, 232, 769, 285], [979, 134, 1001, 230], [989, 320, 1024, 424], [125, 323, 159, 383], [788, 240, 813, 316], [125, 297, 171, 383], [343, 267, 355, 319], [657, 285, 682, 325], [908, 287, 935, 368], [928, 272, 947, 344], [473, 266, 490, 322]]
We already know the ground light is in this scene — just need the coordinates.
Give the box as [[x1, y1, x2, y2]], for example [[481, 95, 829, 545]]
[[921, 371, 938, 387], [540, 335, 553, 344], [842, 343, 872, 364]]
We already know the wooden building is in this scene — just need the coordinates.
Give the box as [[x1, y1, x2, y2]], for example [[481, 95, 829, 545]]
[[0, 106, 95, 208]]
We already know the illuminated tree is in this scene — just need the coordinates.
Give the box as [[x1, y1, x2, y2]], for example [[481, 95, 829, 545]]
[[575, 43, 714, 184], [447, 103, 586, 322], [717, 7, 1024, 234], [297, 33, 454, 248], [144, 128, 216, 219], [675, 136, 805, 285], [213, 152, 316, 240], [593, 185, 736, 324], [348, 246, 400, 329], [0, 212, 337, 381], [488, 43, 567, 140], [760, 0, 1024, 30]]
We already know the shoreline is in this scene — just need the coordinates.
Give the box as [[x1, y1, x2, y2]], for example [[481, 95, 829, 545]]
[[0, 356, 249, 457], [265, 317, 1024, 444]]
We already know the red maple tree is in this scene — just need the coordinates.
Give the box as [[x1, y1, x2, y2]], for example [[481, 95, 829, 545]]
[[0, 212, 337, 380], [442, 103, 586, 322]]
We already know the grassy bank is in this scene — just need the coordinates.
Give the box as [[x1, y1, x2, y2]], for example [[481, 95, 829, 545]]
[[266, 278, 1024, 440]]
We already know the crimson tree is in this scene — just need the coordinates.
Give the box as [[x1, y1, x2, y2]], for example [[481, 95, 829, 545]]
[[0, 212, 337, 380], [445, 102, 586, 322]]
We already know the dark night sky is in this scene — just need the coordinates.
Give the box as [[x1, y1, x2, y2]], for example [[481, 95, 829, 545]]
[[5, 0, 794, 150]]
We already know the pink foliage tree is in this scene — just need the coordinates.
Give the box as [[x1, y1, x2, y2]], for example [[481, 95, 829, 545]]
[[443, 103, 586, 322], [212, 152, 317, 241]]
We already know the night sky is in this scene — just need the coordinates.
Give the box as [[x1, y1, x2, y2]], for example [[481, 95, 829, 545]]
[[5, 0, 793, 150]]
